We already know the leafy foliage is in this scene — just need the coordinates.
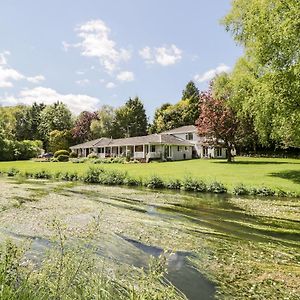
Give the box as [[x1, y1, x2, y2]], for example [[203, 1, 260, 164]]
[[0, 139, 42, 161], [196, 89, 238, 162], [114, 97, 148, 138], [222, 0, 300, 147], [90, 105, 116, 139], [38, 102, 73, 149], [54, 150, 70, 158], [72, 111, 98, 143], [49, 130, 72, 153]]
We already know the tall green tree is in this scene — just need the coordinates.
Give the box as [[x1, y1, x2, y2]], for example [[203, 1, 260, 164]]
[[90, 105, 116, 139], [0, 105, 24, 139], [38, 102, 73, 149], [48, 130, 72, 153], [181, 80, 200, 124], [14, 102, 45, 141], [149, 81, 200, 134], [223, 0, 300, 147], [212, 72, 260, 151], [149, 102, 191, 133], [114, 97, 148, 138]]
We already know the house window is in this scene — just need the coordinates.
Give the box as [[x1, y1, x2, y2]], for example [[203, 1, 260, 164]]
[[216, 148, 222, 157], [177, 146, 180, 151], [98, 147, 105, 154], [150, 145, 156, 152], [166, 145, 171, 157], [185, 132, 193, 140], [135, 145, 143, 152]]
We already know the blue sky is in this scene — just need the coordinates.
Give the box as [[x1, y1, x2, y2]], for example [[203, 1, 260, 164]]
[[0, 0, 242, 118]]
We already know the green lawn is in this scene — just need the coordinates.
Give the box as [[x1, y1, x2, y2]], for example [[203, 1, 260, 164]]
[[0, 157, 299, 194]]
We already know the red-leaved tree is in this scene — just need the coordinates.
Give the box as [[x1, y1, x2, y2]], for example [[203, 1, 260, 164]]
[[72, 111, 98, 143], [196, 89, 238, 162]]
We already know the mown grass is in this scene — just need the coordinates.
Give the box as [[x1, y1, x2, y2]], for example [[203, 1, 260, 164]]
[[0, 157, 299, 194]]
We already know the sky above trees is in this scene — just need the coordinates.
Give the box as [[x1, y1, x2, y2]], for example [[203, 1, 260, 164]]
[[0, 0, 242, 118]]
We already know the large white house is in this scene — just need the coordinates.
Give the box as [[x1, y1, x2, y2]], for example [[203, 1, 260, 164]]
[[162, 125, 227, 159], [70, 125, 227, 162]]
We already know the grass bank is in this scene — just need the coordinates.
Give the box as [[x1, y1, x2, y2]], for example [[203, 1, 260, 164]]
[[0, 157, 299, 195]]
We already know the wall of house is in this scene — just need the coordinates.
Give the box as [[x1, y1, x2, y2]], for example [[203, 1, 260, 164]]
[[172, 132, 205, 143], [198, 146, 227, 158], [171, 145, 192, 161]]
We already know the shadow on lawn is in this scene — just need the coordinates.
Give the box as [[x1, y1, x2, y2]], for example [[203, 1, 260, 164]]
[[270, 170, 300, 184], [213, 160, 291, 165]]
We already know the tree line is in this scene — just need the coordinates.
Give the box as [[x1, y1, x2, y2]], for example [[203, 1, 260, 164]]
[[0, 81, 201, 159], [0, 0, 299, 161]]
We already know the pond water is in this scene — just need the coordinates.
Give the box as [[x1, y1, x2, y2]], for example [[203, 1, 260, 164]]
[[0, 181, 299, 299]]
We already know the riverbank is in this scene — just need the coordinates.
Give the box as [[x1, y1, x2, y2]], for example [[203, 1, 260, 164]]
[[0, 157, 299, 196], [0, 178, 299, 299]]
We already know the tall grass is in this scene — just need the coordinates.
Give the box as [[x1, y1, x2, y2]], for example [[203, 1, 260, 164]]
[[0, 220, 183, 300]]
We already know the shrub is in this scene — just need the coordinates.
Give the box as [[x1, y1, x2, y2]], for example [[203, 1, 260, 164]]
[[256, 186, 276, 197], [26, 170, 52, 179], [248, 186, 275, 196], [207, 181, 227, 194], [87, 152, 98, 159], [181, 177, 206, 192], [54, 150, 69, 158], [123, 176, 142, 186], [126, 159, 140, 164], [60, 172, 79, 181], [69, 151, 78, 158], [57, 155, 69, 162], [276, 189, 288, 197], [233, 184, 249, 196], [92, 158, 106, 164], [83, 167, 104, 183], [144, 175, 165, 189], [112, 157, 127, 164], [6, 168, 20, 177], [0, 139, 42, 161], [34, 170, 52, 179], [71, 158, 87, 163], [249, 187, 258, 195], [166, 179, 182, 190], [99, 170, 126, 185]]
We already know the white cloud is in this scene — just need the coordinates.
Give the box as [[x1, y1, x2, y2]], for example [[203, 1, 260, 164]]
[[0, 51, 45, 87], [0, 87, 100, 115], [0, 66, 24, 87], [106, 82, 116, 89], [75, 79, 90, 86], [139, 47, 152, 60], [76, 70, 85, 75], [69, 19, 131, 73], [139, 44, 182, 66], [116, 71, 134, 82], [194, 64, 231, 83], [62, 41, 71, 52], [27, 75, 45, 84]]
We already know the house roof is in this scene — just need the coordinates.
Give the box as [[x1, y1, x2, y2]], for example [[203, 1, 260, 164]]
[[70, 138, 111, 149], [70, 133, 193, 149], [109, 134, 193, 146], [161, 125, 197, 134]]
